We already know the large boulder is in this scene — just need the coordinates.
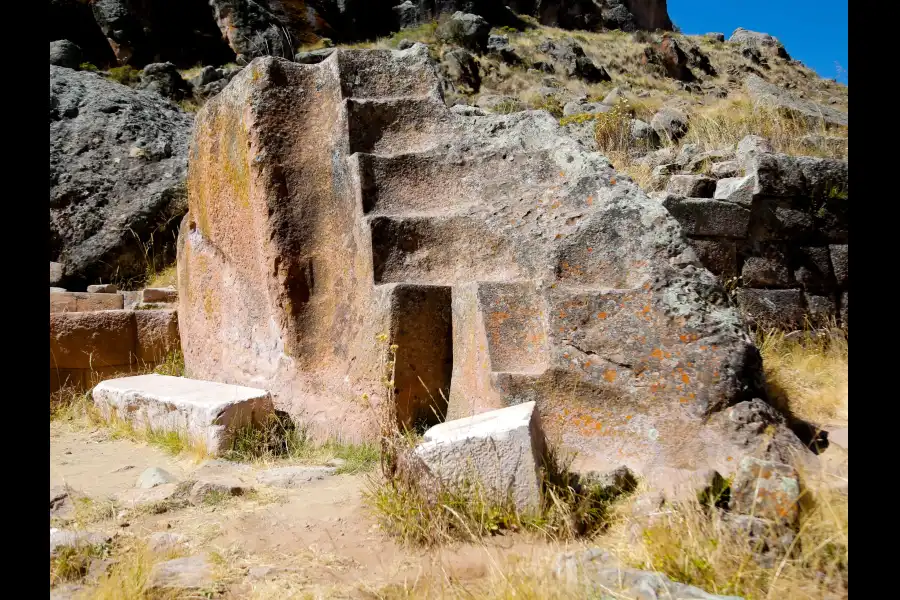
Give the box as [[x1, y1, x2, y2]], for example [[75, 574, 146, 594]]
[[50, 40, 83, 69], [91, 0, 236, 66], [729, 27, 790, 60], [138, 62, 192, 101], [746, 75, 848, 127], [436, 11, 491, 53], [50, 66, 192, 288], [440, 48, 482, 94], [536, 0, 673, 32], [178, 47, 809, 486], [539, 38, 610, 82]]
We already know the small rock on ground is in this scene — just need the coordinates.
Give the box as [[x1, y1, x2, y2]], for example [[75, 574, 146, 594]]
[[136, 467, 177, 489], [256, 466, 337, 488], [50, 529, 109, 558]]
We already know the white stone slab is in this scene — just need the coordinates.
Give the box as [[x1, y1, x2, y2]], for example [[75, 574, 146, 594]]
[[92, 374, 274, 456], [414, 401, 545, 512]]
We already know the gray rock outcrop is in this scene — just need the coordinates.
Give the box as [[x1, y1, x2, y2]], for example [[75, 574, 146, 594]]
[[50, 66, 192, 288]]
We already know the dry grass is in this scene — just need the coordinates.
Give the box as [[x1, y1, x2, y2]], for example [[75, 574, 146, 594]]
[[602, 472, 848, 600], [757, 328, 849, 426], [223, 412, 379, 473], [683, 97, 847, 159]]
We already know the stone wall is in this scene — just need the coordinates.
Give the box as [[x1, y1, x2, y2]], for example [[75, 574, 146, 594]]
[[658, 142, 848, 329], [49, 289, 181, 392]]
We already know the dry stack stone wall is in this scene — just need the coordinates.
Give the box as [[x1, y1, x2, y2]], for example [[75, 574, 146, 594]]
[[658, 138, 848, 329], [49, 287, 180, 392]]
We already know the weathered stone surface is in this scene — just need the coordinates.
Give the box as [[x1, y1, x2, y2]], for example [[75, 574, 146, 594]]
[[730, 456, 800, 526], [92, 374, 274, 455], [730, 28, 790, 59], [735, 134, 774, 167], [662, 197, 750, 237], [256, 466, 337, 488], [689, 239, 737, 278], [840, 291, 848, 328], [87, 284, 118, 294], [736, 288, 804, 327], [135, 309, 180, 362], [792, 246, 834, 292], [710, 160, 741, 179], [147, 532, 187, 553], [441, 48, 481, 94], [148, 555, 214, 591], [830, 244, 848, 287], [50, 529, 109, 558], [666, 175, 716, 198], [643, 35, 694, 81], [51, 262, 64, 286], [50, 310, 136, 369], [50, 40, 83, 69], [114, 483, 180, 509], [142, 287, 178, 303], [629, 118, 659, 147], [804, 293, 836, 324], [187, 478, 247, 505], [437, 11, 490, 52], [562, 100, 611, 117], [414, 402, 545, 512], [713, 175, 754, 207], [50, 67, 191, 289], [706, 32, 725, 42], [746, 75, 847, 127], [741, 245, 791, 288], [50, 292, 124, 313], [684, 149, 734, 175], [136, 467, 177, 489], [650, 107, 688, 142], [751, 153, 849, 199], [749, 198, 817, 243], [138, 62, 192, 101], [554, 548, 742, 599], [294, 48, 336, 64], [539, 38, 610, 82], [179, 48, 804, 484]]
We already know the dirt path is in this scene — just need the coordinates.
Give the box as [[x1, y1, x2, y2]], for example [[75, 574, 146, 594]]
[[50, 423, 571, 598]]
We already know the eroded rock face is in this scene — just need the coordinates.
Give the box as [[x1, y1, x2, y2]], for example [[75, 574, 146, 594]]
[[49, 66, 192, 288], [178, 47, 807, 482]]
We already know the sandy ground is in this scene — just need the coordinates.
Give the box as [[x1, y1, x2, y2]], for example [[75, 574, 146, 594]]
[[50, 424, 571, 598]]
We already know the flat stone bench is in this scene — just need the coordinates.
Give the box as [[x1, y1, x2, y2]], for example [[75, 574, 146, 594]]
[[92, 374, 274, 456]]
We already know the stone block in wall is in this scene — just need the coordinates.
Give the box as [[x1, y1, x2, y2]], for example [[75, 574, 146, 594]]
[[710, 160, 741, 179], [749, 198, 816, 242], [666, 174, 716, 198], [840, 291, 848, 328], [142, 288, 178, 303], [662, 197, 750, 238], [804, 293, 836, 326], [736, 288, 804, 328], [792, 246, 834, 293], [689, 238, 738, 278], [713, 175, 754, 207], [815, 196, 848, 243], [752, 153, 848, 199], [830, 244, 848, 287], [742, 256, 791, 288], [50, 291, 124, 313], [135, 309, 180, 363], [50, 310, 137, 369]]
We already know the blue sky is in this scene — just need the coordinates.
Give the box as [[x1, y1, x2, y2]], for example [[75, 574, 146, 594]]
[[668, 0, 848, 84]]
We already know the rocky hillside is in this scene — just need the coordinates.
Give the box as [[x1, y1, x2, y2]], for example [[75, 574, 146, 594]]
[[49, 1, 847, 296]]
